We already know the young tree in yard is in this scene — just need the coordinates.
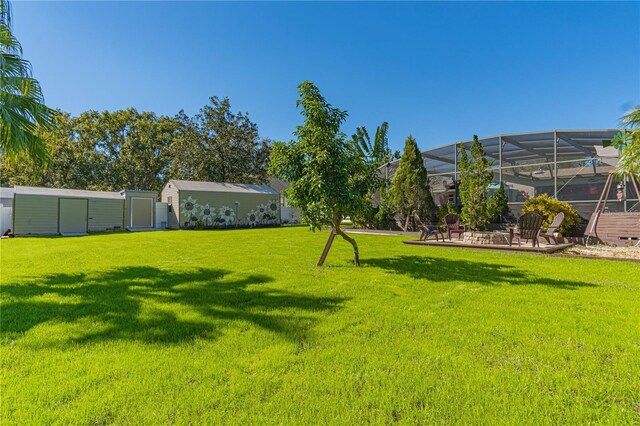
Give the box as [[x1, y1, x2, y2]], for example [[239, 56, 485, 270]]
[[0, 0, 54, 162], [269, 81, 380, 266], [458, 135, 495, 230], [388, 135, 437, 231]]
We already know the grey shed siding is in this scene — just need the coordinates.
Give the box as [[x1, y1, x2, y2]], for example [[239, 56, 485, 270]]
[[161, 184, 180, 229], [13, 195, 59, 235], [121, 190, 158, 229], [88, 199, 124, 231]]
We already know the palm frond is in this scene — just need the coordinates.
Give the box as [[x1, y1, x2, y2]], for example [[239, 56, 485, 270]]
[[614, 106, 640, 176], [0, 1, 52, 162]]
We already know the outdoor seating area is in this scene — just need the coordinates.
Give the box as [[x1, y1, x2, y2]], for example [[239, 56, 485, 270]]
[[405, 212, 574, 253]]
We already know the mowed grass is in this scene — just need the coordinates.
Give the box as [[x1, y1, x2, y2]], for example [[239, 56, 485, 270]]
[[1, 227, 639, 425]]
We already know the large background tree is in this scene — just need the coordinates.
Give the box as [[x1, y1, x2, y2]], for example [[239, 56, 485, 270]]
[[168, 97, 271, 184], [0, 109, 176, 192], [458, 135, 496, 230], [388, 135, 437, 231], [269, 81, 380, 266], [0, 0, 53, 162], [1, 98, 272, 192]]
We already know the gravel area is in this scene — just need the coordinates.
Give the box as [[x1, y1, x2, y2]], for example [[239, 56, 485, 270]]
[[563, 244, 640, 260]]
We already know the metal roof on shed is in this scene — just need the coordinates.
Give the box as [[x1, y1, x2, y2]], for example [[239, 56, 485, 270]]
[[167, 180, 279, 195], [14, 186, 123, 200], [0, 187, 14, 199]]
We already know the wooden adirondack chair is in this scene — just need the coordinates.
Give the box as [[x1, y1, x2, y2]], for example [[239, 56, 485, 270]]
[[414, 214, 445, 242], [512, 212, 544, 247], [444, 214, 465, 240], [540, 212, 565, 245]]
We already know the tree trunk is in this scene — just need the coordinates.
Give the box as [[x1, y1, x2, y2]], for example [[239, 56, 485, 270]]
[[334, 225, 360, 266], [316, 209, 361, 267], [317, 228, 337, 266], [402, 209, 414, 232]]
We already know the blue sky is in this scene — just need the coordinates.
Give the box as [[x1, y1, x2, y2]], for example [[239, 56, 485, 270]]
[[14, 1, 640, 152]]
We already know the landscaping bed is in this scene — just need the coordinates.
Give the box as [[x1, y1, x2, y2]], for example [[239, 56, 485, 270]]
[[561, 244, 640, 261]]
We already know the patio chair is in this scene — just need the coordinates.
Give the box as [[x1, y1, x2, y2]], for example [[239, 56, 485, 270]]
[[443, 214, 465, 240], [414, 214, 445, 242], [540, 212, 565, 245], [512, 212, 544, 247]]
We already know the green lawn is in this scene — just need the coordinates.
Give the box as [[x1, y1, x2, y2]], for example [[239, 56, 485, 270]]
[[1, 227, 639, 424]]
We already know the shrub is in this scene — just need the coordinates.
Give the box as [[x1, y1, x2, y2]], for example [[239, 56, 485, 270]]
[[374, 190, 397, 229], [521, 194, 581, 234]]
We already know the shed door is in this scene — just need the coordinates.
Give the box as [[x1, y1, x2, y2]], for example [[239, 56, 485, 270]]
[[131, 197, 153, 228], [59, 198, 88, 234]]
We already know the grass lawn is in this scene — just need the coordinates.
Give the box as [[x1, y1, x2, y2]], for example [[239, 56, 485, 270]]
[[1, 227, 639, 424]]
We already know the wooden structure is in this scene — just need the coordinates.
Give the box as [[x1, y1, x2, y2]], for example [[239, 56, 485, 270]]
[[540, 212, 565, 245], [443, 214, 465, 240], [414, 215, 445, 241], [403, 239, 573, 254], [585, 173, 640, 246], [512, 212, 544, 247]]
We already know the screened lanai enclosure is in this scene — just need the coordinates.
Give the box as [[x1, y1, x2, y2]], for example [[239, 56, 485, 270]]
[[384, 130, 638, 220]]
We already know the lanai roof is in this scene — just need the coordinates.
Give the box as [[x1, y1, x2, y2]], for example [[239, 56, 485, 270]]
[[385, 129, 623, 176]]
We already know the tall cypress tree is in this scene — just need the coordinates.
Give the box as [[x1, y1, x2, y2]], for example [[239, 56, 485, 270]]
[[458, 135, 495, 230], [389, 135, 437, 231]]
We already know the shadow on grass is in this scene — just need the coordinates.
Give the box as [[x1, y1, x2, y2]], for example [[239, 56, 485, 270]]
[[2, 266, 346, 345], [363, 255, 596, 289]]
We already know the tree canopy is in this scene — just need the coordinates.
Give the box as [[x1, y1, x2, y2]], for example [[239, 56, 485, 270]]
[[169, 97, 271, 184], [269, 81, 380, 266], [0, 98, 271, 192]]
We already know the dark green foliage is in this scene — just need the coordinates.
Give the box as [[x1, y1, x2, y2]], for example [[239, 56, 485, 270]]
[[169, 97, 271, 184], [489, 181, 511, 222], [0, 97, 271, 191], [458, 135, 496, 230], [373, 189, 397, 229], [388, 135, 438, 231], [1, 109, 176, 192]]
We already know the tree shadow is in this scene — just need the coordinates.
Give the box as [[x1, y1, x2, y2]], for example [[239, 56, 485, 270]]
[[363, 255, 597, 289], [2, 266, 346, 346]]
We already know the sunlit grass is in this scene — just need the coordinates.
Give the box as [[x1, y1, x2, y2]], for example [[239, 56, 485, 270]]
[[1, 227, 639, 424]]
